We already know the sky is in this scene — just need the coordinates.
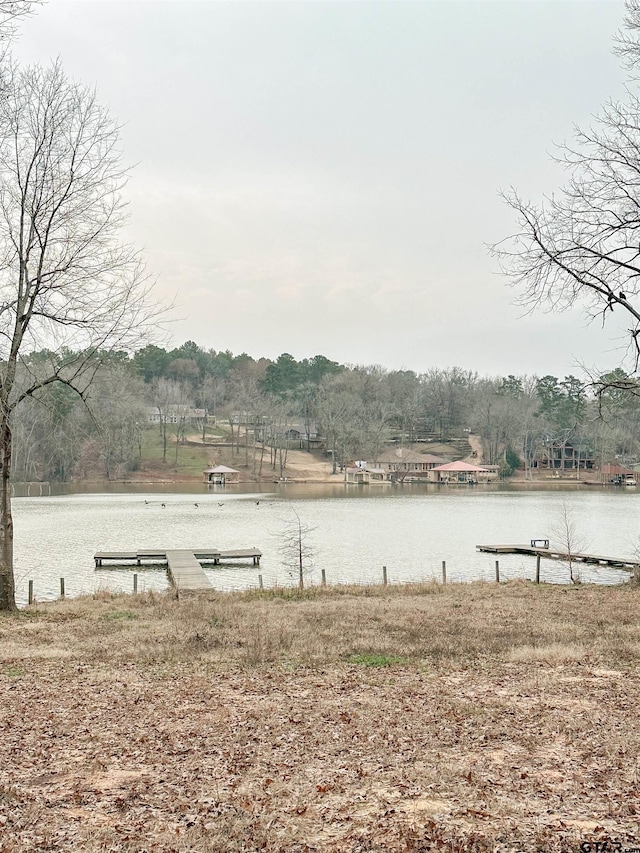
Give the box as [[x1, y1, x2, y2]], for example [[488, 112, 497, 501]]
[[10, 0, 635, 378]]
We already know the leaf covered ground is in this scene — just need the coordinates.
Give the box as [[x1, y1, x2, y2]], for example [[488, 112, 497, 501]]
[[1, 581, 639, 852]]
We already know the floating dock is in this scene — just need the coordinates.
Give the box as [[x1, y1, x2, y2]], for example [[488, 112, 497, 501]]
[[476, 544, 639, 570], [94, 548, 262, 567], [94, 547, 262, 593]]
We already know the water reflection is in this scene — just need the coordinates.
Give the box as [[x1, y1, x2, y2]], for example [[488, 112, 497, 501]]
[[11, 483, 639, 606]]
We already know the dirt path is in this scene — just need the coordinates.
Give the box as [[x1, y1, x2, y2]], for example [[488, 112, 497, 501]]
[[466, 433, 484, 463]]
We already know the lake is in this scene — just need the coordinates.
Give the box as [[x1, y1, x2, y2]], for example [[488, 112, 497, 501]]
[[11, 482, 640, 606]]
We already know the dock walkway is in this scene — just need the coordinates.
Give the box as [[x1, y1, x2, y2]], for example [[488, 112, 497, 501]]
[[476, 544, 640, 570], [166, 550, 212, 591]]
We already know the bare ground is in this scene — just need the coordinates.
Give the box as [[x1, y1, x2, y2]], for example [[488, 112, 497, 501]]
[[1, 582, 639, 851]]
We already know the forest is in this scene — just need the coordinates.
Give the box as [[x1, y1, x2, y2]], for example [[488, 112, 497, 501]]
[[9, 341, 640, 483]]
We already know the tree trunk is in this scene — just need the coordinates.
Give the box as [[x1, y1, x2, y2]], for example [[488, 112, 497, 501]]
[[298, 528, 304, 589], [161, 418, 167, 462], [278, 444, 289, 478], [0, 422, 16, 611]]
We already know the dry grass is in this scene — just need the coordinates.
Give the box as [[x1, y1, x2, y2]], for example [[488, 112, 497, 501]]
[[1, 581, 640, 851]]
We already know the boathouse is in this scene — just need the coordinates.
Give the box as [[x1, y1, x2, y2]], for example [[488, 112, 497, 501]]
[[600, 463, 638, 485], [203, 465, 240, 485], [344, 465, 385, 484], [430, 460, 494, 483]]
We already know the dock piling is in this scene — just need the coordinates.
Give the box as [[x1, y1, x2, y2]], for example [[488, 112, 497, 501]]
[[28, 580, 33, 605], [258, 574, 263, 590], [59, 577, 65, 599], [442, 560, 447, 585], [495, 560, 500, 583], [536, 555, 541, 584], [382, 565, 388, 586], [133, 573, 138, 593], [321, 569, 326, 586]]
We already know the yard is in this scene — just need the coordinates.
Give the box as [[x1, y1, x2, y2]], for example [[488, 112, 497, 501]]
[[0, 581, 638, 851]]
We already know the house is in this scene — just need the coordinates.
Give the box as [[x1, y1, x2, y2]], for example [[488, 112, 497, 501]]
[[147, 405, 206, 425], [283, 422, 318, 441], [203, 465, 240, 485], [265, 421, 321, 450], [430, 460, 495, 483], [373, 448, 448, 482], [534, 440, 595, 471]]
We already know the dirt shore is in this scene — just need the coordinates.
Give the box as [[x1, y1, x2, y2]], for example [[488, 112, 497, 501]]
[[122, 439, 591, 487]]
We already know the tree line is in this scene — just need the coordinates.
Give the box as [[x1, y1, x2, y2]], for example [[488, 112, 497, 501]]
[[11, 343, 640, 483]]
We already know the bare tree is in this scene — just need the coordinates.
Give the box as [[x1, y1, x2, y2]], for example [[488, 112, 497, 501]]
[[198, 374, 225, 442], [86, 367, 147, 479], [170, 381, 193, 467], [280, 507, 315, 589], [422, 368, 473, 441], [552, 501, 586, 585], [492, 3, 640, 373], [0, 60, 163, 610], [316, 373, 362, 473], [0, 1, 38, 45], [267, 400, 293, 479]]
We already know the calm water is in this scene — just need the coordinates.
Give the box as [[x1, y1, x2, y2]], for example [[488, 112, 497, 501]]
[[11, 483, 640, 606]]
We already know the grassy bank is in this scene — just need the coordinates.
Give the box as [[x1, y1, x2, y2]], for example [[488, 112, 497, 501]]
[[1, 582, 639, 851]]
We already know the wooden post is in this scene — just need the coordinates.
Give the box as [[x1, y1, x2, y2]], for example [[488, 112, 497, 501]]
[[59, 577, 65, 599], [536, 555, 541, 584], [133, 573, 138, 593], [495, 560, 500, 583], [258, 574, 263, 590], [321, 569, 326, 586], [28, 580, 33, 605], [442, 560, 447, 585], [382, 565, 388, 586]]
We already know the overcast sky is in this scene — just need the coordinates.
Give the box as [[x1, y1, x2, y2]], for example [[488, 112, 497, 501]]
[[10, 0, 634, 378]]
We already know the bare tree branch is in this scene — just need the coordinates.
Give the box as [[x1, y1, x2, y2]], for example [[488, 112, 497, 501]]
[[491, 2, 640, 376]]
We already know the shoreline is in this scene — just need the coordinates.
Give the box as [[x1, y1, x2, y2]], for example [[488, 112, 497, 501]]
[[13, 473, 628, 489]]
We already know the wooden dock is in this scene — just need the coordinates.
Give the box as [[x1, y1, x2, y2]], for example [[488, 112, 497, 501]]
[[94, 547, 262, 593], [94, 548, 262, 568], [476, 544, 640, 570]]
